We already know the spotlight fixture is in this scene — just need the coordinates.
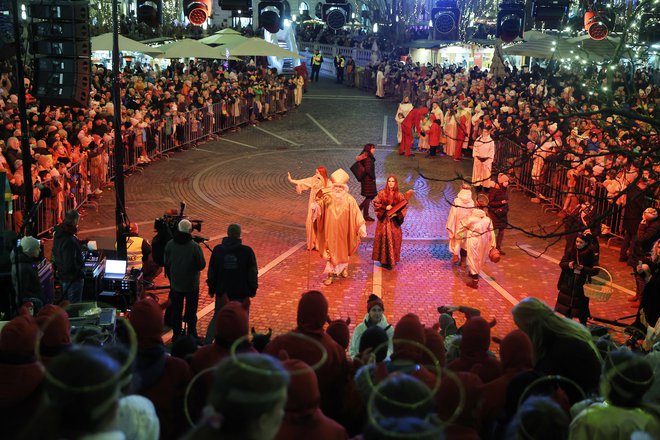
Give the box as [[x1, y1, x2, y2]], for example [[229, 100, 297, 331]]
[[431, 0, 460, 40], [184, 0, 212, 26], [497, 1, 525, 42], [322, 0, 351, 30], [137, 0, 162, 27], [258, 0, 291, 33]]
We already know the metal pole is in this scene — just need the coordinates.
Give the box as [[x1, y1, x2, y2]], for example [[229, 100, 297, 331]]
[[112, 0, 127, 260], [11, 0, 34, 236]]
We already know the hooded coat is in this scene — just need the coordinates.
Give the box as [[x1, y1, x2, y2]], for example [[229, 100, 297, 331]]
[[356, 151, 377, 197], [348, 313, 394, 359], [446, 188, 475, 256], [265, 291, 349, 420], [472, 133, 495, 187], [372, 188, 408, 266], [488, 183, 509, 230], [448, 317, 502, 383], [275, 359, 348, 440]]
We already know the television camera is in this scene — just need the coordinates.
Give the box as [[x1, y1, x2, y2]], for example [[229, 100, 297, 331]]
[[153, 201, 207, 244]]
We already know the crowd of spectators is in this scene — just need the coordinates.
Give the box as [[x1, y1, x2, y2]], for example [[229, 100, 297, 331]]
[[0, 290, 659, 439], [0, 56, 299, 234], [360, 58, 659, 236]]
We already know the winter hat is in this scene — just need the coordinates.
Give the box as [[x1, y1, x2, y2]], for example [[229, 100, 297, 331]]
[[20, 236, 41, 258], [37, 304, 72, 352], [128, 298, 164, 348], [281, 358, 320, 416], [177, 219, 192, 233], [326, 318, 351, 349], [214, 301, 249, 348], [367, 294, 384, 312], [330, 168, 350, 186], [0, 314, 39, 358], [296, 290, 329, 335]]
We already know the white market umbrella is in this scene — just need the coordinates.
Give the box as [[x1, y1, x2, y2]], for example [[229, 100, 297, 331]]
[[91, 32, 163, 56], [199, 32, 248, 47], [224, 38, 304, 59], [156, 39, 238, 59]]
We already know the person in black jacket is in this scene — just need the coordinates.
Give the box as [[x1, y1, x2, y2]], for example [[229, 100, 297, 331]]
[[11, 236, 45, 309], [356, 144, 377, 221], [555, 234, 599, 325], [488, 173, 509, 254], [620, 178, 648, 261], [51, 210, 85, 303], [628, 208, 660, 302], [164, 219, 206, 340], [204, 223, 258, 344]]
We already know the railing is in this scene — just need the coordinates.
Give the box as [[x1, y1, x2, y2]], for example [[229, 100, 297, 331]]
[[298, 43, 375, 78], [4, 89, 296, 237]]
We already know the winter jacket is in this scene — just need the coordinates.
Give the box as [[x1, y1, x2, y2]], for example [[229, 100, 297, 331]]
[[348, 313, 394, 359], [357, 152, 377, 197], [428, 119, 442, 146], [51, 223, 84, 282], [164, 231, 206, 292], [488, 184, 509, 230], [555, 245, 599, 321], [206, 236, 258, 302], [629, 217, 660, 265], [623, 184, 647, 232]]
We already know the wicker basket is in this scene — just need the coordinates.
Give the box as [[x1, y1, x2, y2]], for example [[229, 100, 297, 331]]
[[584, 266, 613, 302]]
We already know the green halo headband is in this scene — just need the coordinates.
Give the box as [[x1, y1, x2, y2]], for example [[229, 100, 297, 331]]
[[229, 331, 329, 375], [517, 374, 585, 409]]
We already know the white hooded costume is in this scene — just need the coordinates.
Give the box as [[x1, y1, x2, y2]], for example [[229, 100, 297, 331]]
[[458, 208, 496, 276], [472, 131, 495, 188], [446, 187, 475, 257]]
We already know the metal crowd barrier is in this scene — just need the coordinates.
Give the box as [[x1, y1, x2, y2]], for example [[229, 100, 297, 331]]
[[4, 91, 296, 237]]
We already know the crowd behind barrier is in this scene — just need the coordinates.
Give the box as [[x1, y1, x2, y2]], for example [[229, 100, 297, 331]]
[[353, 62, 659, 242], [3, 89, 295, 237]]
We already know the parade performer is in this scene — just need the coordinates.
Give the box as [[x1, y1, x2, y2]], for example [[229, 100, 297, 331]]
[[472, 125, 495, 191], [555, 234, 599, 325], [458, 195, 496, 288], [399, 106, 429, 157], [288, 166, 331, 251], [372, 175, 413, 268], [446, 184, 475, 265], [313, 169, 367, 285]]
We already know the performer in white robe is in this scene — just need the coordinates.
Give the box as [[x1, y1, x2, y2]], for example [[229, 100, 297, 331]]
[[288, 167, 331, 250], [312, 168, 367, 285], [376, 69, 386, 98], [444, 109, 459, 157], [395, 96, 413, 145], [446, 184, 475, 265], [459, 201, 496, 288], [472, 126, 495, 190]]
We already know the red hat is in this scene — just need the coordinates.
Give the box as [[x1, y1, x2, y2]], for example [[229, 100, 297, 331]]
[[214, 301, 249, 348], [367, 294, 384, 312], [36, 304, 71, 350], [326, 318, 351, 350], [129, 298, 164, 348], [296, 291, 328, 335], [0, 314, 39, 358], [282, 358, 320, 417]]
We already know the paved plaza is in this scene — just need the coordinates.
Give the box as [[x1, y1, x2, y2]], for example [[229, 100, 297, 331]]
[[77, 78, 638, 342]]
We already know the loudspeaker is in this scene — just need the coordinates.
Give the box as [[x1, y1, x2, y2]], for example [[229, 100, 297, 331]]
[[218, 0, 251, 11], [29, 0, 90, 107]]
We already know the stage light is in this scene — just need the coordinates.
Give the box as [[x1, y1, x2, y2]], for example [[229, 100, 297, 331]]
[[584, 11, 608, 40], [184, 0, 212, 26], [258, 1, 290, 34], [431, 1, 460, 40], [323, 0, 351, 30], [496, 1, 525, 43], [137, 0, 162, 27], [532, 0, 569, 28]]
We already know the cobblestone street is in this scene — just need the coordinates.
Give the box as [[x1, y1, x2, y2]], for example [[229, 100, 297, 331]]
[[78, 78, 638, 343]]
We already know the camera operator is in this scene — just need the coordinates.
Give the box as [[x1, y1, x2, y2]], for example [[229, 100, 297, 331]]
[[51, 210, 85, 303], [125, 222, 161, 283], [11, 236, 45, 310], [164, 219, 206, 341]]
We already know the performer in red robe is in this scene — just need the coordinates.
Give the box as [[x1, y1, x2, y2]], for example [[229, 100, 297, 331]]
[[372, 175, 412, 268]]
